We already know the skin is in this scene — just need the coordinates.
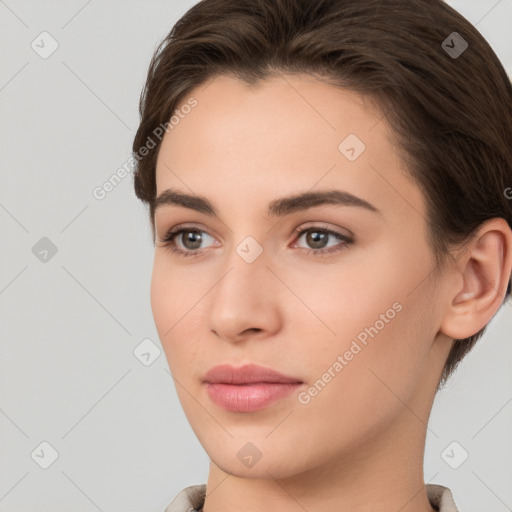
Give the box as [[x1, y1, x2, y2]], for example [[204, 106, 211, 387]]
[[150, 73, 512, 512]]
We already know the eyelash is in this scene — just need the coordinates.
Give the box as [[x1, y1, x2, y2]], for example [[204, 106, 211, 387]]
[[158, 223, 353, 259]]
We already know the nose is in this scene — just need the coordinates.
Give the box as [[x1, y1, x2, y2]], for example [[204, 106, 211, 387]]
[[207, 241, 282, 344]]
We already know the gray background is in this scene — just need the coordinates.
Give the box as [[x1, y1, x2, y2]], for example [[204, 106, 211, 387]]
[[0, 1, 511, 511]]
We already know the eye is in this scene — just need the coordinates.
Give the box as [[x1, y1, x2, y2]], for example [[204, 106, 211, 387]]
[[158, 224, 217, 258], [157, 223, 353, 258], [291, 225, 353, 257]]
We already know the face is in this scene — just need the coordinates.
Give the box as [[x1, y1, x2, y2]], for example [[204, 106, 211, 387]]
[[151, 73, 451, 479]]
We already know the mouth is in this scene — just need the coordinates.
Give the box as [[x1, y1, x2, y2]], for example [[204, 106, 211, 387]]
[[203, 363, 304, 412], [205, 381, 303, 413], [203, 363, 303, 385]]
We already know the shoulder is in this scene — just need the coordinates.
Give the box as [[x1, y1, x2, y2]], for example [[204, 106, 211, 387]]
[[426, 483, 460, 512], [163, 484, 207, 512]]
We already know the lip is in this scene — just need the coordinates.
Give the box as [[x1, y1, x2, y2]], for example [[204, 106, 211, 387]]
[[203, 363, 303, 385], [203, 364, 304, 413], [206, 382, 302, 412]]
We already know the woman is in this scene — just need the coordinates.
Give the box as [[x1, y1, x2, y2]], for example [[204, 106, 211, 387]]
[[132, 0, 512, 510]]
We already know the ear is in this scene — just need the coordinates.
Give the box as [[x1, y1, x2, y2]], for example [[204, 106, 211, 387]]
[[440, 218, 512, 340]]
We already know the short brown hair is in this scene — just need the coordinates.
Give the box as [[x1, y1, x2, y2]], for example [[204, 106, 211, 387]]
[[132, 0, 512, 388]]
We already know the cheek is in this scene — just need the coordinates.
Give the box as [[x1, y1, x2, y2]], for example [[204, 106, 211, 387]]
[[290, 242, 434, 395], [149, 256, 169, 335], [291, 299, 433, 452], [150, 256, 205, 372], [277, 246, 403, 344], [150, 254, 197, 331], [150, 257, 181, 360]]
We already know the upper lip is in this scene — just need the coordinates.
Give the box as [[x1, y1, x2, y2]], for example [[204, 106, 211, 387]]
[[203, 363, 303, 385]]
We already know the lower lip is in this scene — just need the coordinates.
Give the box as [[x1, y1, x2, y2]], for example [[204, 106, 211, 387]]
[[205, 382, 302, 412]]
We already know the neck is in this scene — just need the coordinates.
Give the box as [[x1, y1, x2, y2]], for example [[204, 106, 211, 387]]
[[202, 410, 437, 512]]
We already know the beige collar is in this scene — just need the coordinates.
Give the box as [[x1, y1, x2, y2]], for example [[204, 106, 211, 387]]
[[165, 482, 460, 512]]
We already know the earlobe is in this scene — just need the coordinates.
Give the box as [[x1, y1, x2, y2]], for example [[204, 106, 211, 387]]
[[440, 218, 512, 340]]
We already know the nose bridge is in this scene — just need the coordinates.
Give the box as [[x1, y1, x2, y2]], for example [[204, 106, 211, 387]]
[[217, 232, 269, 298], [207, 231, 276, 339]]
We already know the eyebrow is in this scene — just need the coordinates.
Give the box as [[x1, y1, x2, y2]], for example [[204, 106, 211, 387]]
[[153, 187, 381, 218]]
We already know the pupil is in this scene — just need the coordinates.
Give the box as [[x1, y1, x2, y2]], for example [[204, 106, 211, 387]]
[[308, 231, 327, 249], [184, 231, 202, 250]]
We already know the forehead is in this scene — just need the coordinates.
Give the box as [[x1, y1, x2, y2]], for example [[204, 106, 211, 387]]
[[162, 73, 384, 155], [155, 73, 425, 223]]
